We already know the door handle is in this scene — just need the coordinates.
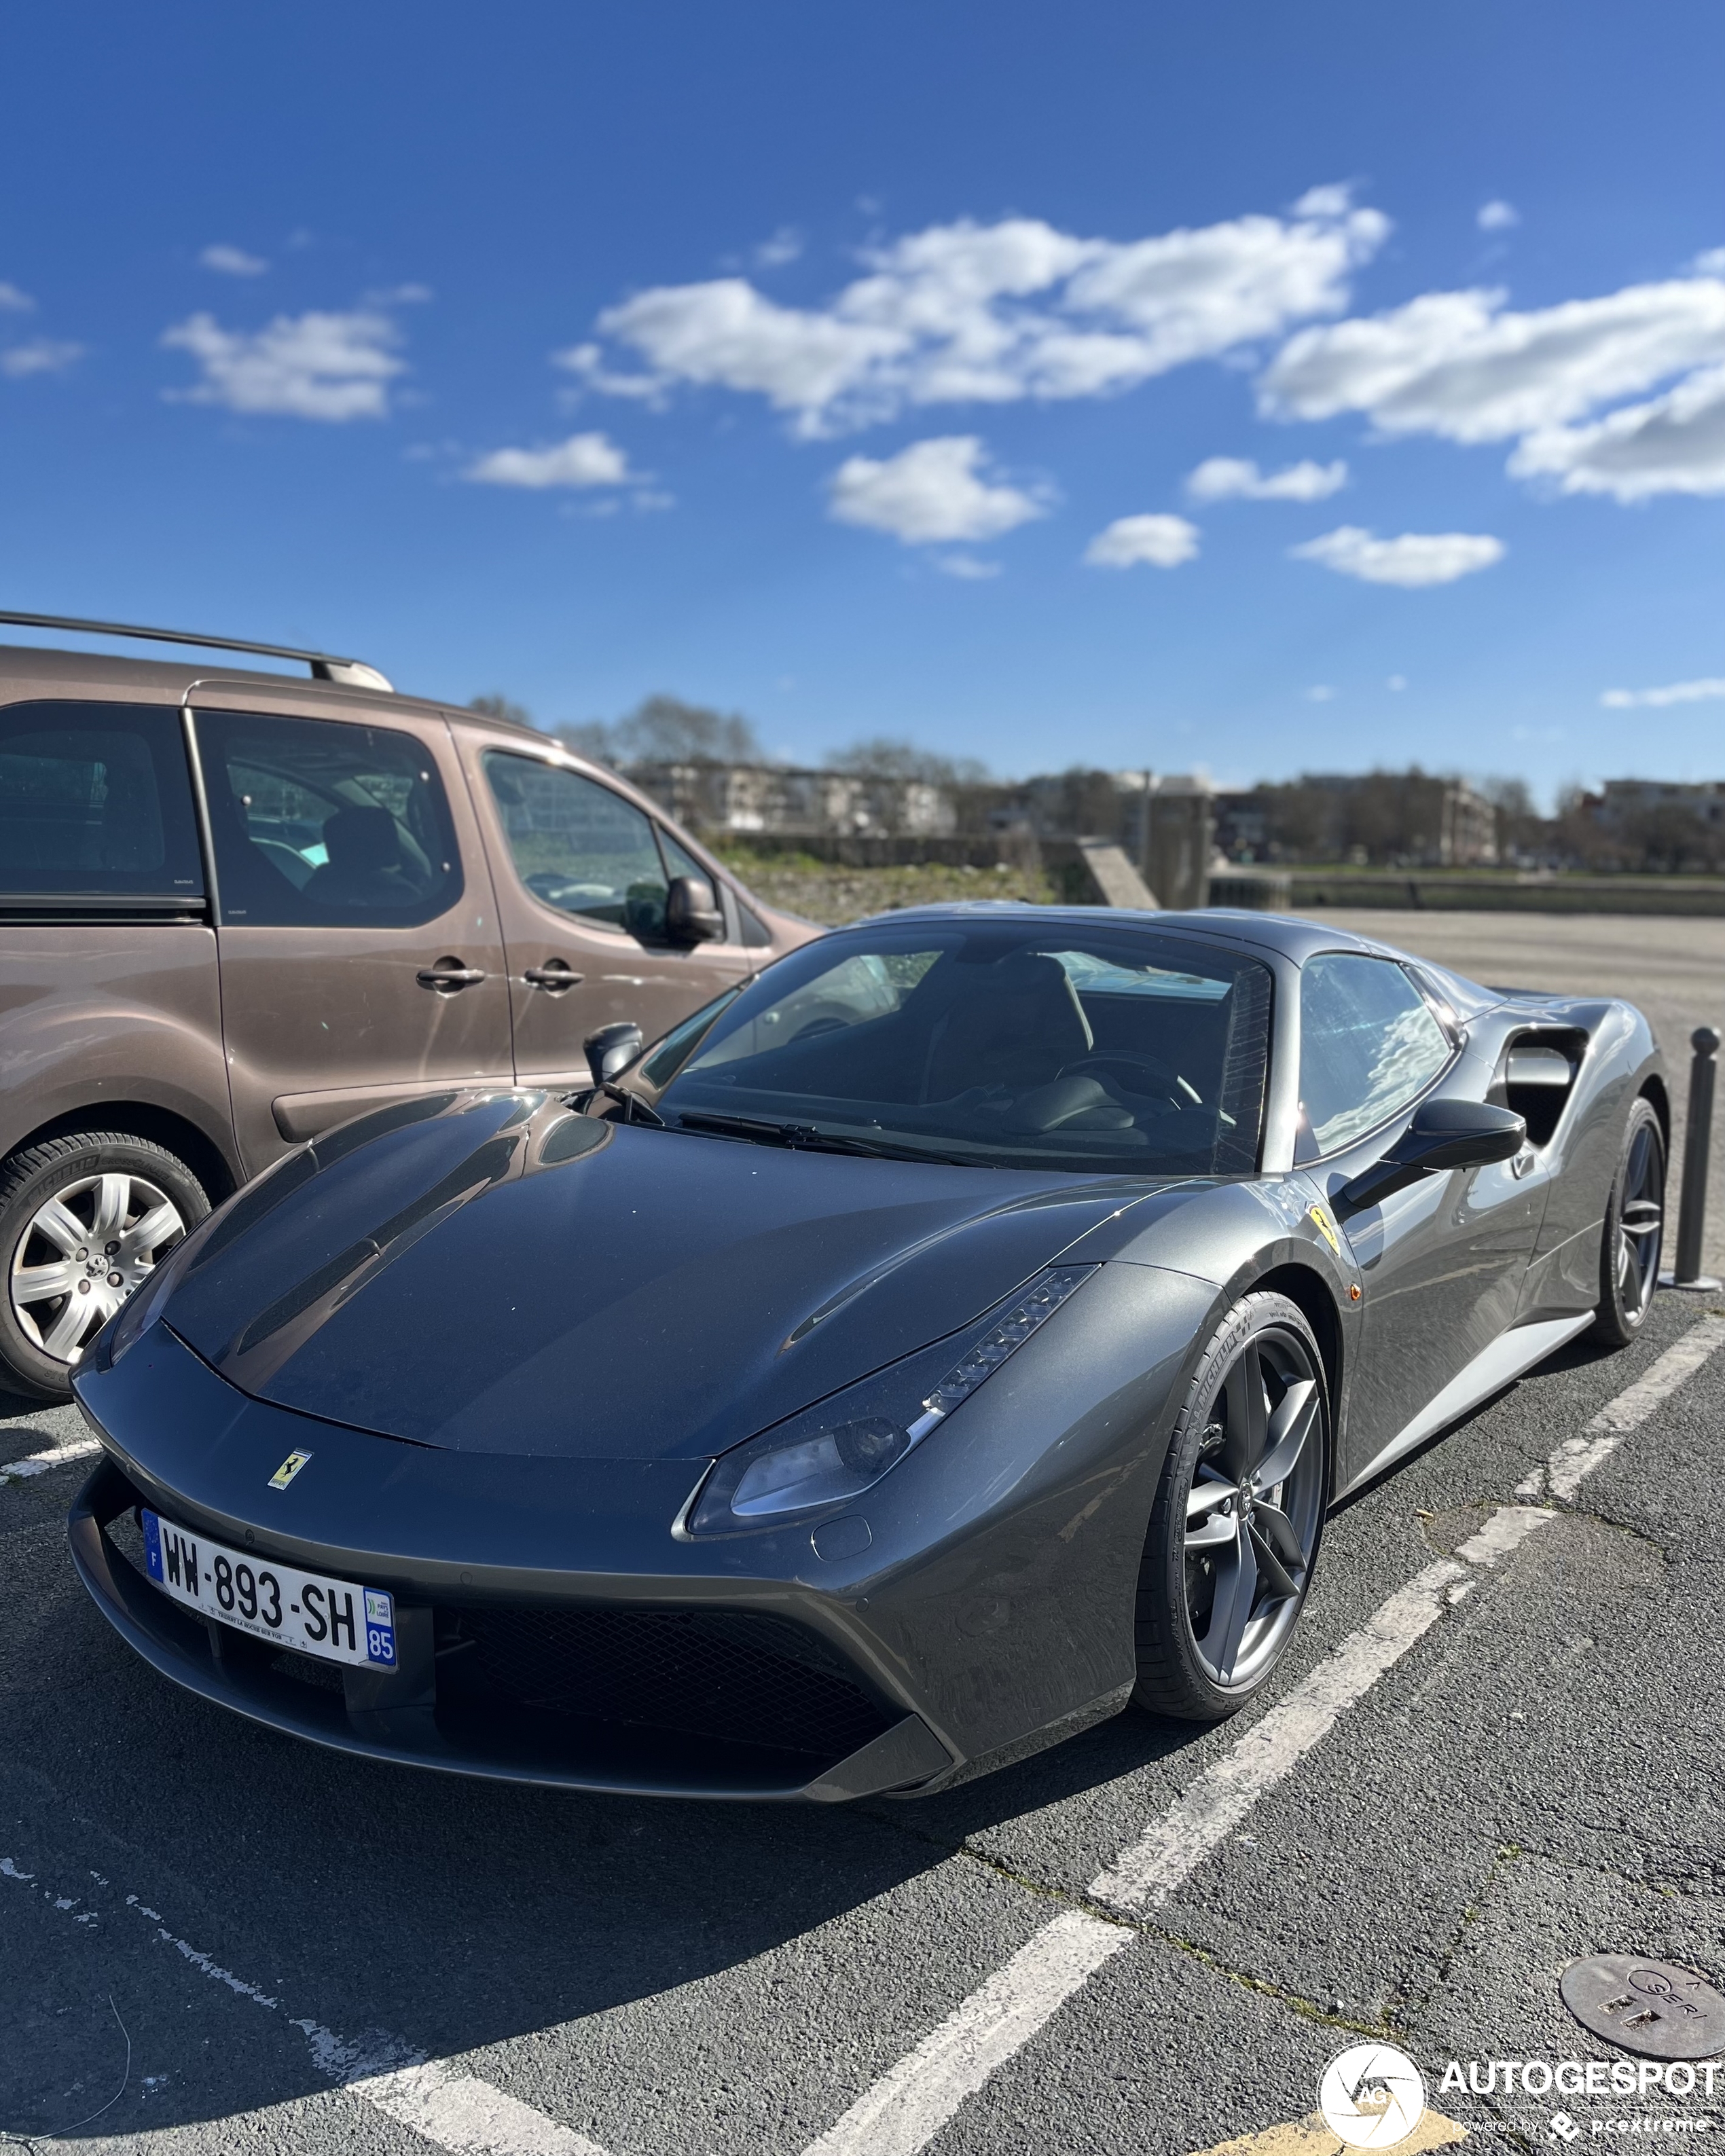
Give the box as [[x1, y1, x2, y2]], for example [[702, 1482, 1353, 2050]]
[[416, 962, 486, 993], [524, 963, 583, 992]]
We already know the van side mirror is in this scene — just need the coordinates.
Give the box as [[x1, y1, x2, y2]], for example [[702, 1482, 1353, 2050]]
[[584, 1021, 643, 1087], [666, 875, 724, 945], [1337, 1098, 1526, 1216]]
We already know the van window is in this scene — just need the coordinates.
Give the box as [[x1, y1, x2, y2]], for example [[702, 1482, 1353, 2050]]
[[197, 712, 462, 928], [0, 701, 202, 896], [484, 753, 669, 938]]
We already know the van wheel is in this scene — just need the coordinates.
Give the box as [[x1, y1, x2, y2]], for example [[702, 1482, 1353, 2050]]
[[0, 1133, 209, 1402]]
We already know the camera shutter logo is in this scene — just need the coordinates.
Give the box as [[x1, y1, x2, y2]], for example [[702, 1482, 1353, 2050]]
[[1319, 2044, 1427, 2148]]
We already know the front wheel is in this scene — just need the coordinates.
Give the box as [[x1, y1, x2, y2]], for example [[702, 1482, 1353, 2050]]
[[0, 1132, 208, 1402], [1133, 1292, 1330, 1722], [1592, 1097, 1665, 1347]]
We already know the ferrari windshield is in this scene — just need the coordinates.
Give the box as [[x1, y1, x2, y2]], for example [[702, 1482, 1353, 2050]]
[[642, 917, 1272, 1175]]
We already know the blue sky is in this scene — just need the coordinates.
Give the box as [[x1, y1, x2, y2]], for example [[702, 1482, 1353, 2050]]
[[3, 2, 1723, 803]]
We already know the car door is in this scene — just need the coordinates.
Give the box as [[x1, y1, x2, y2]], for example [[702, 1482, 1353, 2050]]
[[1296, 951, 1544, 1483], [467, 742, 752, 1091], [193, 700, 513, 1173]]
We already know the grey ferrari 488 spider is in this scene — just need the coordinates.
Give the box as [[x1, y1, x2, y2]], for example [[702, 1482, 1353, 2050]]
[[70, 907, 1666, 1802]]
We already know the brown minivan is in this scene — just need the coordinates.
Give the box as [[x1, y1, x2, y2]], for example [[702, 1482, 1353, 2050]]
[[0, 615, 818, 1400]]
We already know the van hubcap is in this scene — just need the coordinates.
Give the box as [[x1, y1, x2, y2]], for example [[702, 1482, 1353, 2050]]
[[9, 1173, 186, 1366]]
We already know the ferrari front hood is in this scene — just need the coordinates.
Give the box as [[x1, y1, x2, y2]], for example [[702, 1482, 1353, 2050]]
[[160, 1093, 1167, 1460]]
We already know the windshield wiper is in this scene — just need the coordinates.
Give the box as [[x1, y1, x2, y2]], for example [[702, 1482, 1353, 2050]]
[[670, 1110, 983, 1167]]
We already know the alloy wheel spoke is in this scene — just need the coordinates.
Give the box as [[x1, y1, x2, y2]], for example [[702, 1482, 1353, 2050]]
[[1208, 1530, 1259, 1683], [1186, 1470, 1234, 1520], [43, 1293, 98, 1358], [1222, 1344, 1269, 1475], [89, 1174, 131, 1243], [1248, 1519, 1301, 1601], [1253, 1499, 1307, 1571], [31, 1199, 87, 1256], [1254, 1378, 1317, 1493], [119, 1202, 180, 1259], [12, 1260, 79, 1303], [1186, 1510, 1239, 1552]]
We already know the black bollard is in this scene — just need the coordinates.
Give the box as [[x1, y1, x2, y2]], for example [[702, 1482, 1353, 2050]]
[[1666, 1025, 1722, 1291]]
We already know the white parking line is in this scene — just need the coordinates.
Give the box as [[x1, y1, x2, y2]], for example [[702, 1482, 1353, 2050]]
[[1518, 1313, 1725, 1501], [804, 1313, 1725, 2156], [0, 1859, 609, 2156], [0, 1432, 101, 1482]]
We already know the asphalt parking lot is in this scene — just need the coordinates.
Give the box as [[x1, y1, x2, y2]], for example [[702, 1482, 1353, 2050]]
[[4, 1277, 1722, 2156]]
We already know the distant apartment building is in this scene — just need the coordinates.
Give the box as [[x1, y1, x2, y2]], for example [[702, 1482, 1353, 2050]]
[[626, 761, 958, 839], [1216, 772, 1499, 868], [1591, 779, 1725, 828]]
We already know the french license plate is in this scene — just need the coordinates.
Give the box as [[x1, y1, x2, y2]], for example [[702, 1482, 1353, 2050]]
[[141, 1510, 396, 1670]]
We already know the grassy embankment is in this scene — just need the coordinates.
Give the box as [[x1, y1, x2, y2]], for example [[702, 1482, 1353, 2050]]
[[712, 845, 1058, 927]]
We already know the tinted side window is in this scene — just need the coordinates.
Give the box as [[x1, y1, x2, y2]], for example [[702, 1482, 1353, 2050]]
[[197, 711, 461, 928], [0, 701, 202, 896], [1296, 953, 1452, 1161], [484, 753, 668, 938]]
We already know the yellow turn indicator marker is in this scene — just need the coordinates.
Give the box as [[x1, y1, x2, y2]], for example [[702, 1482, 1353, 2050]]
[[1188, 2109, 1466, 2156]]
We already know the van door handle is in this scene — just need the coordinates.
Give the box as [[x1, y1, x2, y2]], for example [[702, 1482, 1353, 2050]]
[[524, 963, 583, 992], [416, 962, 486, 993]]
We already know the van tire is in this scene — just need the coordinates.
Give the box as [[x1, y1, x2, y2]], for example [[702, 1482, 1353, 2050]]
[[0, 1132, 209, 1404]]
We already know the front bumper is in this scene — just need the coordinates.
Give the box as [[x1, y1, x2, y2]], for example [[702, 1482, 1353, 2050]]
[[69, 1324, 954, 1801]]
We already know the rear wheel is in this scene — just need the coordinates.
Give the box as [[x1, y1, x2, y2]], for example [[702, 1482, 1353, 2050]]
[[1133, 1292, 1330, 1722], [0, 1132, 208, 1402], [1593, 1097, 1665, 1347]]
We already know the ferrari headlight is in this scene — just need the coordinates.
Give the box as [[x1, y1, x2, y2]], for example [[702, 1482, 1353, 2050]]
[[683, 1265, 1095, 1535]]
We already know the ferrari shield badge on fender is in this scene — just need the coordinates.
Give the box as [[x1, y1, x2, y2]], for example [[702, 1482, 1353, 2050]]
[[268, 1450, 313, 1491], [1307, 1203, 1342, 1257]]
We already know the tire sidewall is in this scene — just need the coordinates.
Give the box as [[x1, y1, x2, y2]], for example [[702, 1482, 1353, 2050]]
[[1595, 1097, 1665, 1346], [0, 1135, 208, 1400], [1136, 1290, 1331, 1720]]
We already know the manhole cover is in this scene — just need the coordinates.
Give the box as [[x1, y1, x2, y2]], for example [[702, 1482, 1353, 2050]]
[[1561, 1955, 1725, 2060]]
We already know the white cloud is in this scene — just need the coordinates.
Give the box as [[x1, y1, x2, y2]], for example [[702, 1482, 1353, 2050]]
[[827, 436, 1047, 543], [1477, 201, 1519, 232], [1387, 674, 1408, 691], [935, 553, 1002, 579], [1508, 362, 1725, 500], [0, 282, 34, 312], [1083, 513, 1200, 569], [1690, 249, 1725, 276], [1599, 677, 1725, 709], [1186, 454, 1347, 501], [574, 191, 1389, 436], [755, 227, 804, 270], [162, 308, 405, 420], [200, 243, 268, 276], [0, 338, 83, 378], [465, 432, 637, 489], [1290, 525, 1504, 587], [1305, 684, 1336, 701], [1260, 276, 1725, 445]]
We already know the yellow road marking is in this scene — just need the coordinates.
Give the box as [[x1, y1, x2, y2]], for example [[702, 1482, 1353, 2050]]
[[1188, 2107, 1466, 2155]]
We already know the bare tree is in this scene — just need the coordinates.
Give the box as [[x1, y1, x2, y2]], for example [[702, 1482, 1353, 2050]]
[[614, 695, 765, 765], [825, 736, 991, 786]]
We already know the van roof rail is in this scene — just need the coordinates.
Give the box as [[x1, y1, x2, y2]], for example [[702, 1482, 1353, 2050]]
[[0, 610, 394, 693]]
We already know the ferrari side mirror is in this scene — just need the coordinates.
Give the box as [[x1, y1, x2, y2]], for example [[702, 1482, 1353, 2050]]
[[1337, 1097, 1527, 1215], [584, 1020, 644, 1087], [666, 875, 725, 945]]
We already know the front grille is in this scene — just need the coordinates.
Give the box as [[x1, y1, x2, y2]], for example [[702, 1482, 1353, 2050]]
[[443, 1604, 892, 1762]]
